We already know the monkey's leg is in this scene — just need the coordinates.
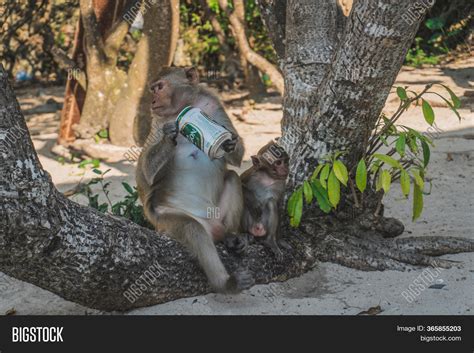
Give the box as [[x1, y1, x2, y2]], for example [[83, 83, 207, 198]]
[[219, 170, 243, 233], [218, 171, 249, 254], [159, 213, 253, 293], [262, 200, 284, 260]]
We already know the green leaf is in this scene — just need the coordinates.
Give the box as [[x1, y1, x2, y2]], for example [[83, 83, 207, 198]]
[[428, 93, 461, 121], [396, 87, 408, 100], [404, 126, 434, 146], [98, 203, 109, 213], [421, 140, 430, 167], [78, 159, 91, 169], [400, 169, 410, 197], [407, 133, 419, 153], [355, 159, 367, 193], [311, 164, 325, 181], [122, 182, 134, 195], [97, 129, 109, 139], [422, 99, 435, 125], [289, 188, 303, 227], [440, 84, 461, 109], [376, 171, 383, 192], [412, 169, 424, 189], [333, 160, 348, 186], [320, 164, 330, 189], [395, 134, 406, 157], [425, 17, 444, 30], [327, 170, 341, 207], [303, 181, 313, 204], [373, 154, 402, 169], [370, 160, 382, 174], [412, 184, 424, 221], [379, 135, 389, 146], [287, 189, 299, 217], [381, 170, 392, 193], [311, 180, 332, 213]]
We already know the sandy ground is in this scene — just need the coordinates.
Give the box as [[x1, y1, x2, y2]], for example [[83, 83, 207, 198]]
[[1, 58, 473, 315]]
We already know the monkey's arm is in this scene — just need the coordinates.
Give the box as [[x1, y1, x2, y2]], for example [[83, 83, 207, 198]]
[[212, 107, 244, 167], [138, 123, 177, 186]]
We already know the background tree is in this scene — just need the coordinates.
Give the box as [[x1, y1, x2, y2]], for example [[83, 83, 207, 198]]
[[57, 0, 179, 147]]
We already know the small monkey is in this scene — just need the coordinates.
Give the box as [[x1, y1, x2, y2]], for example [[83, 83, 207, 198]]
[[240, 141, 290, 259], [136, 66, 253, 293]]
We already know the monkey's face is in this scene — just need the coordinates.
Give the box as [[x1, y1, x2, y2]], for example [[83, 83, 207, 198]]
[[149, 67, 200, 118], [150, 79, 175, 117], [252, 154, 289, 180], [270, 157, 290, 179], [253, 143, 289, 180]]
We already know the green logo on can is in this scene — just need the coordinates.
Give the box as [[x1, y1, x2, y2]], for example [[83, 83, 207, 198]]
[[181, 123, 203, 150]]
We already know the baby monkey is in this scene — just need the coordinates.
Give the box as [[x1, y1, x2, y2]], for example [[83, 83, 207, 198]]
[[240, 141, 290, 259]]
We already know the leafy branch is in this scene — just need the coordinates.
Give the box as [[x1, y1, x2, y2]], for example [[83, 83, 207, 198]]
[[288, 84, 462, 227]]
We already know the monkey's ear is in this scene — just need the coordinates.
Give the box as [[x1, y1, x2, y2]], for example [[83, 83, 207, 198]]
[[185, 67, 199, 85], [251, 155, 260, 167]]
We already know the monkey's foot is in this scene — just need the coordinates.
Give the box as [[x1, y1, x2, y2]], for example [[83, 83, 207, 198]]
[[226, 268, 255, 293], [224, 233, 250, 254], [262, 237, 286, 261], [278, 238, 292, 250]]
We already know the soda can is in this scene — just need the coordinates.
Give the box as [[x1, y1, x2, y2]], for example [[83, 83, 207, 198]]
[[176, 106, 233, 159]]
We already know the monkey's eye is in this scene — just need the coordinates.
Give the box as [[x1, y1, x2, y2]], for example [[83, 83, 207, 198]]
[[151, 81, 164, 93], [275, 160, 282, 166]]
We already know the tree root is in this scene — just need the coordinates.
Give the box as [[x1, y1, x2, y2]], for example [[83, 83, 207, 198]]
[[393, 236, 474, 256], [303, 227, 472, 271]]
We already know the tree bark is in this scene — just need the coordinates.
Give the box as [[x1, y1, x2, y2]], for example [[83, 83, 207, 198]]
[[279, 0, 339, 157]]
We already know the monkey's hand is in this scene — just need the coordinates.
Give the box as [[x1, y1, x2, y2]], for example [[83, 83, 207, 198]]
[[162, 121, 179, 145], [224, 233, 250, 255], [222, 133, 238, 153]]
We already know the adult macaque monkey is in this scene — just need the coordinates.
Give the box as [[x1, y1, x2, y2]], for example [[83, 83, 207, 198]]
[[136, 66, 253, 293], [240, 141, 290, 259]]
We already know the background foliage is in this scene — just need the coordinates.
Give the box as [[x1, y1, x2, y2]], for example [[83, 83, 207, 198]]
[[1, 0, 472, 83]]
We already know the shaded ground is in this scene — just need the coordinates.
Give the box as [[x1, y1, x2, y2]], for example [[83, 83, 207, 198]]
[[1, 58, 473, 315]]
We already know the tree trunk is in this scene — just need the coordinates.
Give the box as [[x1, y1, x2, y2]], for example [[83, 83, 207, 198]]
[[218, 0, 284, 95], [71, 0, 179, 147], [72, 0, 130, 139], [278, 0, 339, 173], [109, 0, 179, 147], [57, 18, 86, 144], [233, 0, 267, 99], [281, 0, 431, 189]]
